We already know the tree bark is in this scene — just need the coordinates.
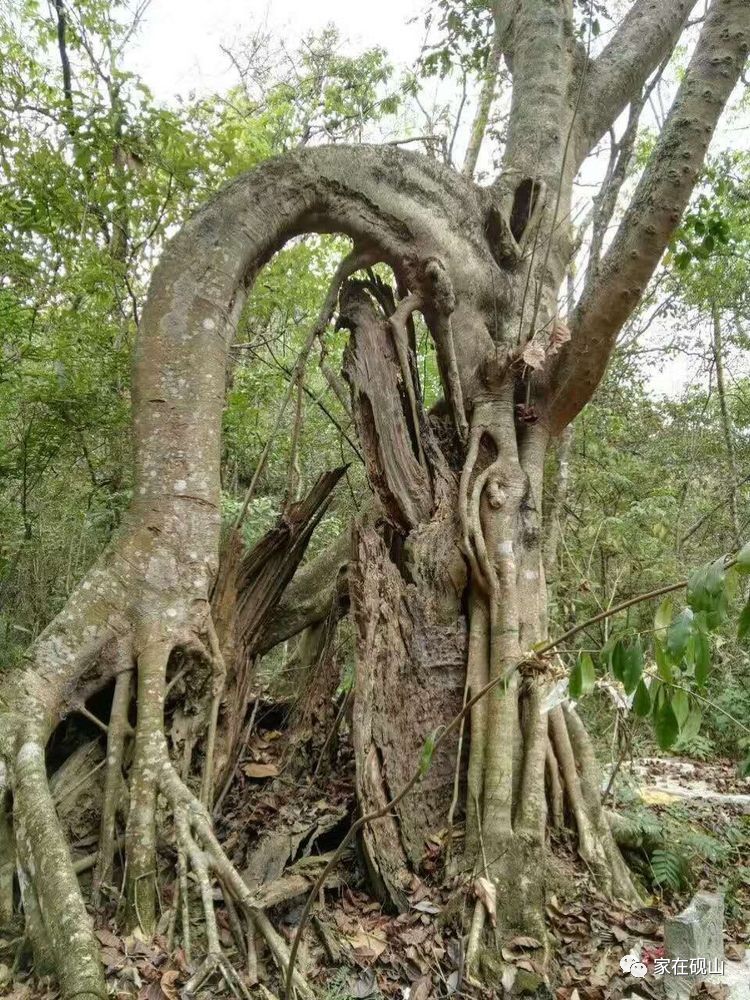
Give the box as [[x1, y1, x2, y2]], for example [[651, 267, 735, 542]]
[[1, 0, 747, 984]]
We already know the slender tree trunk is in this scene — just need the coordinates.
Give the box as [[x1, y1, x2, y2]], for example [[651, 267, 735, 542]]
[[711, 301, 740, 547]]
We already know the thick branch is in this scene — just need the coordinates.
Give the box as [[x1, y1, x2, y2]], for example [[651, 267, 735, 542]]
[[578, 0, 696, 159], [462, 2, 506, 178], [550, 0, 749, 433]]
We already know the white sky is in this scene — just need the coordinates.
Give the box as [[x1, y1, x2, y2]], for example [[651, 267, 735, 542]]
[[130, 0, 425, 103], [126, 0, 746, 400]]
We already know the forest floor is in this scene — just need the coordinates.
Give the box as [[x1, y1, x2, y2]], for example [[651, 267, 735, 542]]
[[1, 704, 749, 1000]]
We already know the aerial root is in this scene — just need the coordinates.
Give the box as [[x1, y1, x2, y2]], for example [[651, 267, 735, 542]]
[[465, 897, 486, 977], [93, 657, 133, 908], [199, 615, 227, 807], [157, 758, 315, 999]]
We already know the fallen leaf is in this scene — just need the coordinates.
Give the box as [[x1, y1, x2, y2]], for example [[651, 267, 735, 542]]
[[243, 762, 279, 779], [508, 935, 542, 950], [412, 899, 440, 915], [351, 969, 377, 998], [346, 927, 388, 961], [159, 970, 181, 1000], [95, 928, 121, 950], [410, 974, 432, 1000], [100, 946, 124, 970]]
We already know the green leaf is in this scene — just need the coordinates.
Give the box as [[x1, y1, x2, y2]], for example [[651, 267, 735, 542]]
[[654, 597, 673, 636], [681, 703, 702, 742], [633, 679, 651, 717], [654, 700, 680, 750], [611, 639, 627, 683], [687, 558, 727, 628], [667, 608, 694, 659], [579, 652, 596, 695], [671, 687, 689, 728], [738, 601, 750, 642], [569, 653, 595, 698], [622, 639, 644, 694], [418, 729, 439, 778], [569, 659, 583, 699], [736, 542, 750, 574], [654, 638, 673, 683], [651, 848, 687, 891], [694, 628, 710, 686], [739, 754, 750, 779]]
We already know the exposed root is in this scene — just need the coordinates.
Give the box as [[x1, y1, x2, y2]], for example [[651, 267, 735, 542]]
[[545, 742, 564, 829], [465, 897, 486, 976], [389, 291, 427, 469], [93, 658, 132, 908], [158, 756, 315, 999], [549, 705, 642, 904], [14, 737, 106, 998], [0, 764, 14, 927], [184, 950, 252, 999], [125, 637, 173, 933], [200, 616, 227, 807]]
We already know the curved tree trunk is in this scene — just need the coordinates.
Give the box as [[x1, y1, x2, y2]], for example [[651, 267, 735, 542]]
[[0, 0, 747, 988]]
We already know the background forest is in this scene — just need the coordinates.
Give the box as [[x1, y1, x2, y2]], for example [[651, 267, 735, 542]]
[[1, 0, 750, 994]]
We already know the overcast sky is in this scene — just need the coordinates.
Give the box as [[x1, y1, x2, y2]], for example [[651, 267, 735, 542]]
[[125, 0, 746, 399], [130, 0, 425, 102]]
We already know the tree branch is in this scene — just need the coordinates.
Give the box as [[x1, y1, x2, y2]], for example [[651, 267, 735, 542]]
[[52, 0, 74, 112], [462, 2, 506, 178], [577, 0, 697, 159], [549, 0, 749, 433]]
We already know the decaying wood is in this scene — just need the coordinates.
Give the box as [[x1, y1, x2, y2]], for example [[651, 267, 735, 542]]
[[1, 2, 748, 992], [209, 467, 347, 790], [350, 524, 466, 908]]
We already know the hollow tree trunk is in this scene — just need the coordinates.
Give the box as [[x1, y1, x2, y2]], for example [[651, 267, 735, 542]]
[[337, 266, 640, 964]]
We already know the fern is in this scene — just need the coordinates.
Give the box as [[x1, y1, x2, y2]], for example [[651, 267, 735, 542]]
[[681, 829, 726, 863], [674, 732, 715, 760], [651, 848, 688, 891]]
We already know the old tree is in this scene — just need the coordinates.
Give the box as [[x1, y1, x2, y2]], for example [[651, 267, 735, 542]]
[[1, 0, 749, 996]]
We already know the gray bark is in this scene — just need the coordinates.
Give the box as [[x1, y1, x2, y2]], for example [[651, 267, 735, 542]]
[[551, 0, 749, 432], [578, 0, 696, 159]]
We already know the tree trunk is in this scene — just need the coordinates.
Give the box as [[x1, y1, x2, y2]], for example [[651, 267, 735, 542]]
[[1, 0, 747, 985]]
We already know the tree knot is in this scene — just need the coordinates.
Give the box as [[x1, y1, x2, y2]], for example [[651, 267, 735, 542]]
[[421, 258, 455, 315]]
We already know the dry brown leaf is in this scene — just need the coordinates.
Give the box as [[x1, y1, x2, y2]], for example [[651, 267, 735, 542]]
[[410, 974, 432, 1000], [508, 935, 542, 950], [346, 926, 387, 962], [100, 946, 124, 970], [159, 970, 181, 1000], [95, 928, 121, 950], [243, 761, 279, 779], [412, 899, 440, 915], [521, 339, 546, 370], [547, 319, 571, 358], [400, 925, 430, 947], [501, 966, 516, 992]]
